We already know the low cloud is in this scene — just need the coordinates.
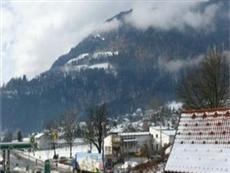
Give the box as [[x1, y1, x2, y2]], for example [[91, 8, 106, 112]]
[[95, 19, 121, 33], [125, 1, 220, 31], [158, 55, 204, 73]]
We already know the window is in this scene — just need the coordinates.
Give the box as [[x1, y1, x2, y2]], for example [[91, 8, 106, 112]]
[[156, 134, 158, 138]]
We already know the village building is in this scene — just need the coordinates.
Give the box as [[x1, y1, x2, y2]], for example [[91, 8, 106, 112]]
[[149, 126, 175, 152], [104, 134, 122, 163], [118, 132, 153, 156], [34, 133, 51, 150], [104, 132, 153, 161], [165, 108, 230, 173]]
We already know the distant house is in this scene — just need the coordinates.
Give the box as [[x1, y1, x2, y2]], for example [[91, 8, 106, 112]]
[[118, 132, 153, 156], [35, 133, 51, 150], [165, 108, 230, 173], [104, 131, 153, 161], [149, 126, 175, 151], [104, 134, 122, 163]]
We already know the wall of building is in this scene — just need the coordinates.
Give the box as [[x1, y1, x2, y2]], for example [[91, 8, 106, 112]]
[[120, 134, 153, 156], [149, 127, 175, 152]]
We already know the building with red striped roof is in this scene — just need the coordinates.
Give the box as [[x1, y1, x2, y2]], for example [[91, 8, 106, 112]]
[[165, 108, 230, 173]]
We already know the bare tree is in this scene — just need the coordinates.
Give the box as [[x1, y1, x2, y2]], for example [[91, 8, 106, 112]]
[[178, 47, 229, 109], [84, 104, 108, 154], [61, 111, 78, 158]]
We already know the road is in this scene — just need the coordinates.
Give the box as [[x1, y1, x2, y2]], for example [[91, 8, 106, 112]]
[[1, 150, 93, 173], [10, 150, 43, 171]]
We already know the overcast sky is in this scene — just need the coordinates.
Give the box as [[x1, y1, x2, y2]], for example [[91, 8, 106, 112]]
[[1, 0, 220, 85]]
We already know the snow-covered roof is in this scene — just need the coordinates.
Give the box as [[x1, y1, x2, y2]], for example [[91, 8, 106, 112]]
[[109, 124, 125, 133], [150, 126, 174, 131], [35, 133, 45, 139], [119, 132, 150, 136], [23, 137, 30, 142], [165, 108, 230, 173]]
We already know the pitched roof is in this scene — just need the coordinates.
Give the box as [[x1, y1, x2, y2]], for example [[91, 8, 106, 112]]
[[119, 132, 150, 136], [165, 108, 230, 173]]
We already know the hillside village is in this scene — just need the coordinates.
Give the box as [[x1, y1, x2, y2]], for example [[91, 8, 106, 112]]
[[1, 106, 230, 173], [1, 106, 179, 172]]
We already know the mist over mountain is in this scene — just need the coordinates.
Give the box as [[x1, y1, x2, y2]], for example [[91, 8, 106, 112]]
[[1, 0, 229, 132]]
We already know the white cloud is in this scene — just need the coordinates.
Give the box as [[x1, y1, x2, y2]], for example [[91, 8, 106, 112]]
[[95, 19, 121, 33], [158, 55, 204, 73], [125, 1, 220, 31]]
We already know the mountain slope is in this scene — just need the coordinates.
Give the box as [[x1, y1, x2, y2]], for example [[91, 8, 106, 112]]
[[1, 0, 229, 132]]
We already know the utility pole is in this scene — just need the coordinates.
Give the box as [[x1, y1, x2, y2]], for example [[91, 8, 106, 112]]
[[6, 149, 10, 173], [3, 150, 6, 172], [159, 107, 163, 152]]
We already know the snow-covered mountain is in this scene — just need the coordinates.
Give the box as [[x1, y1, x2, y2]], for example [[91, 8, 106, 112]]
[[1, 0, 229, 132]]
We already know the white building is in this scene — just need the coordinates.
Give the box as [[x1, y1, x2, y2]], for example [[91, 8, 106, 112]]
[[104, 134, 122, 163], [104, 131, 153, 161], [149, 126, 175, 151], [118, 132, 153, 155], [35, 133, 51, 150]]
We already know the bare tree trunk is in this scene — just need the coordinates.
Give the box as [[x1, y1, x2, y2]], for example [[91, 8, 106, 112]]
[[70, 143, 72, 158]]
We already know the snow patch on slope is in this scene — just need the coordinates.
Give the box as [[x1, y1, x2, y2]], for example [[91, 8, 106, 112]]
[[63, 50, 119, 74], [93, 51, 118, 58], [66, 53, 89, 65], [66, 51, 119, 65]]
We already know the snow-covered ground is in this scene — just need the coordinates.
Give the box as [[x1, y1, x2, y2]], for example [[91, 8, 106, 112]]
[[66, 51, 118, 66], [63, 50, 118, 74], [167, 101, 183, 110], [64, 62, 115, 73], [25, 144, 98, 161], [19, 144, 102, 172]]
